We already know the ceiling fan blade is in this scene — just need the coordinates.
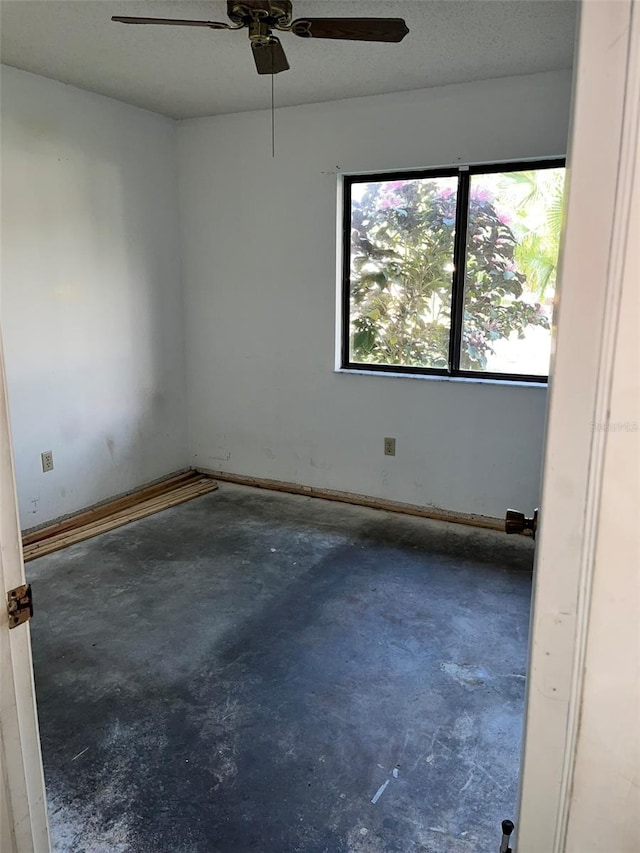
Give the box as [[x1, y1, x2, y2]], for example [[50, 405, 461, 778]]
[[290, 17, 409, 42], [251, 38, 290, 75], [111, 16, 232, 29]]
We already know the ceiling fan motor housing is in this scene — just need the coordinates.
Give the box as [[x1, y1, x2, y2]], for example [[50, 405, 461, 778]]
[[227, 1, 293, 28]]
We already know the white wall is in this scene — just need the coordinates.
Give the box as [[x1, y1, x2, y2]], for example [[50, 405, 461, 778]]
[[1, 67, 189, 528], [177, 70, 572, 518], [1, 67, 573, 527]]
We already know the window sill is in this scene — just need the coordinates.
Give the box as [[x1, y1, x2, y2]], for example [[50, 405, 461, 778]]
[[334, 367, 548, 389]]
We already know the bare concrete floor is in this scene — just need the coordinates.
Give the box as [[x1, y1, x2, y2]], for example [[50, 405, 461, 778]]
[[27, 483, 533, 853]]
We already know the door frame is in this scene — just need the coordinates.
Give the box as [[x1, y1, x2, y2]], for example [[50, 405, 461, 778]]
[[0, 331, 50, 853], [516, 0, 639, 849]]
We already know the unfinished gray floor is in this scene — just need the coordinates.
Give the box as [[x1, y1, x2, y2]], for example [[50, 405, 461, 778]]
[[27, 483, 534, 853]]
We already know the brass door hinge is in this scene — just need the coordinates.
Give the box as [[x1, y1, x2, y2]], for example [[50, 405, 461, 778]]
[[7, 584, 33, 628]]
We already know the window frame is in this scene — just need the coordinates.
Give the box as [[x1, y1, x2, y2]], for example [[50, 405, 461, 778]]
[[341, 158, 566, 383]]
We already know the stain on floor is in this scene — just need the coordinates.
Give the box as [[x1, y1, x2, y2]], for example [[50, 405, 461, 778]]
[[27, 483, 534, 852]]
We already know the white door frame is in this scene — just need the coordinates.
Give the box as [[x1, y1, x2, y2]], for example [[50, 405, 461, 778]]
[[516, 0, 639, 850], [0, 330, 50, 852]]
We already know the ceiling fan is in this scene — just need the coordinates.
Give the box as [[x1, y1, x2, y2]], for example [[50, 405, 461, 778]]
[[112, 1, 410, 75]]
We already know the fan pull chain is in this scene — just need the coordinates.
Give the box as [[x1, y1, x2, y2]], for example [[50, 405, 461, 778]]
[[271, 56, 275, 158]]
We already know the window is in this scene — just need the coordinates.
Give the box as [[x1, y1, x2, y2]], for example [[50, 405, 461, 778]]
[[342, 160, 566, 381]]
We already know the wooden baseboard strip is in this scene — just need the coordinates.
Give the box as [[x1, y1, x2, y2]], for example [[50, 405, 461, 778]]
[[23, 475, 218, 562], [23, 465, 505, 562], [22, 470, 202, 547], [196, 468, 503, 532]]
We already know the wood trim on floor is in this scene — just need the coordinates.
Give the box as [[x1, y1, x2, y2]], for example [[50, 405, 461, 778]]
[[22, 470, 198, 546], [22, 472, 218, 562], [22, 465, 509, 562], [196, 467, 504, 532]]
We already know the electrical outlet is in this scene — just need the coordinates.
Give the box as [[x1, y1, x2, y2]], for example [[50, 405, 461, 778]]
[[41, 450, 54, 473], [384, 437, 396, 456]]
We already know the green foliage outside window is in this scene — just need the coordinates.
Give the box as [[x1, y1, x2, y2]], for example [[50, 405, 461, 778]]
[[349, 168, 564, 372]]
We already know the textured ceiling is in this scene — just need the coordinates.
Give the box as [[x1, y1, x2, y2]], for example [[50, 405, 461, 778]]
[[0, 0, 577, 119]]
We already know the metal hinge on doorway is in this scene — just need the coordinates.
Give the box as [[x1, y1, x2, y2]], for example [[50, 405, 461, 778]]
[[7, 583, 33, 628]]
